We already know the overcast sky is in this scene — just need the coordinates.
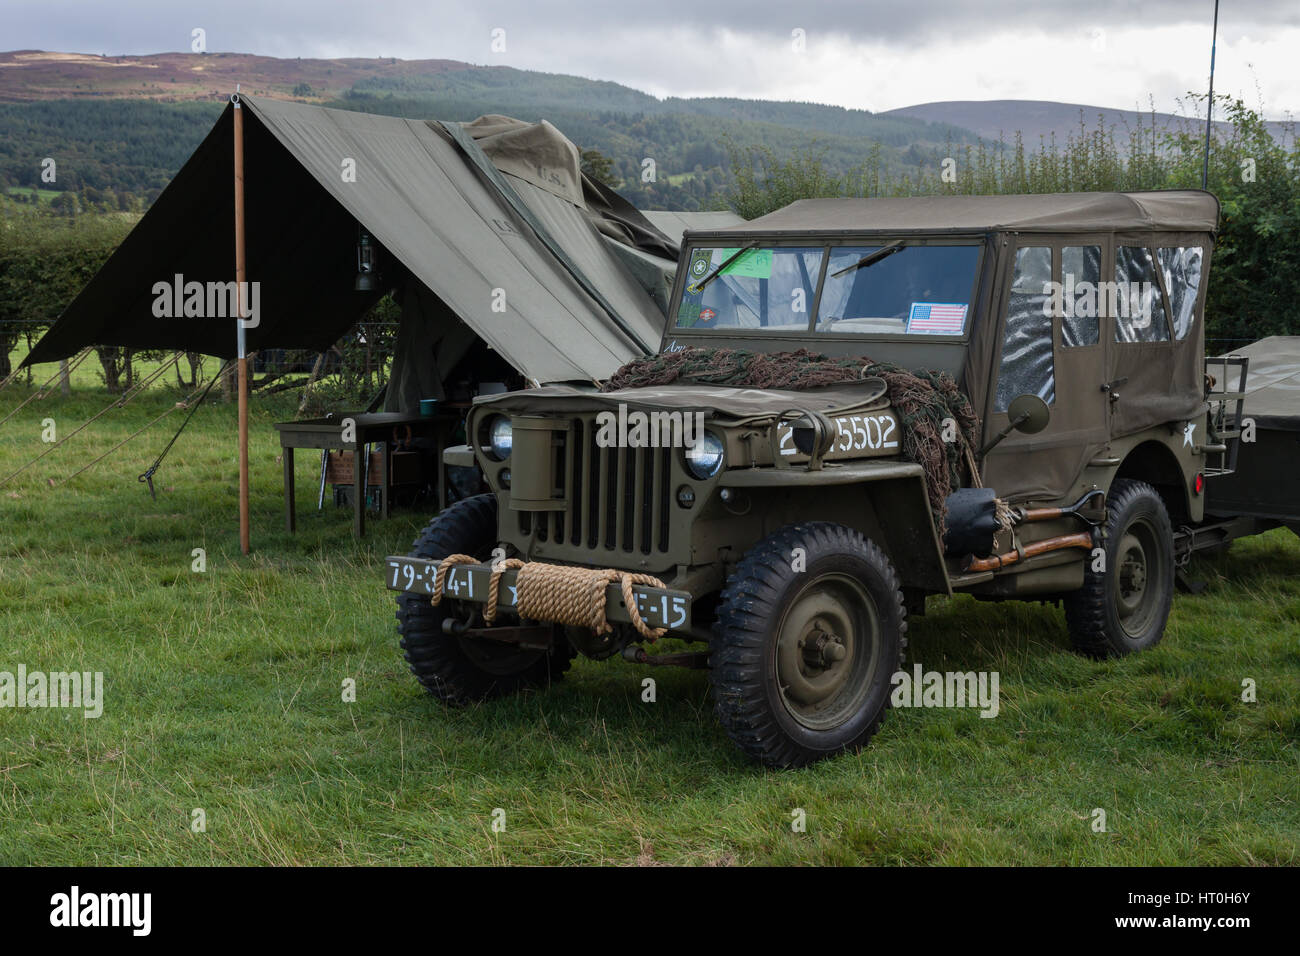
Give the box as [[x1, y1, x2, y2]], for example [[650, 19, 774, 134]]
[[5, 0, 1298, 117]]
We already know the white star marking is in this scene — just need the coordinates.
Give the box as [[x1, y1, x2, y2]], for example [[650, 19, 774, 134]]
[[1183, 422, 1196, 448]]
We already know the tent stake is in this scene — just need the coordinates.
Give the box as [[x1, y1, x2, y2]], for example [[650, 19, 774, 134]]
[[233, 90, 251, 555]]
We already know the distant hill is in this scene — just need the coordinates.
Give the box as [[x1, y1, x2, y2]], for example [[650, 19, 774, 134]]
[[0, 50, 983, 212], [0, 49, 473, 102], [4, 51, 1288, 215], [881, 99, 1293, 149]]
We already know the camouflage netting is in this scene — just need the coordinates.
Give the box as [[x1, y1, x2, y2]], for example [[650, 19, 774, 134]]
[[603, 348, 982, 532]]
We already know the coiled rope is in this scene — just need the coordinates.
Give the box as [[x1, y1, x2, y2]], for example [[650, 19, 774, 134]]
[[427, 554, 669, 641]]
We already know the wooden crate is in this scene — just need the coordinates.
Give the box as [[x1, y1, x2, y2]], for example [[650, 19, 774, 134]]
[[325, 449, 421, 486]]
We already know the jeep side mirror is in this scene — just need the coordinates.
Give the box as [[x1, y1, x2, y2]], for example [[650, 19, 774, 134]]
[[978, 394, 1051, 459], [1008, 394, 1050, 434]]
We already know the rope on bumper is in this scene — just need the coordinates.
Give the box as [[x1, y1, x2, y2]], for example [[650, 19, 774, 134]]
[[484, 557, 524, 624], [512, 562, 669, 641], [611, 571, 670, 641], [428, 554, 479, 606], [427, 554, 669, 641]]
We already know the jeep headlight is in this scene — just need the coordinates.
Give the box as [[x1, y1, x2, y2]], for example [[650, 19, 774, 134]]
[[486, 415, 513, 460], [684, 430, 725, 479]]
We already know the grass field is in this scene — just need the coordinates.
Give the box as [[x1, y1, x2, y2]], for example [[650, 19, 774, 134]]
[[4, 187, 60, 205], [0, 373, 1297, 866]]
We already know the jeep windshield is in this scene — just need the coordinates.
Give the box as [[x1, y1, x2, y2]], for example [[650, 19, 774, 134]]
[[673, 241, 981, 338]]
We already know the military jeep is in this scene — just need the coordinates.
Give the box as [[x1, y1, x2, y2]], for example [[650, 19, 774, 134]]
[[387, 190, 1244, 767]]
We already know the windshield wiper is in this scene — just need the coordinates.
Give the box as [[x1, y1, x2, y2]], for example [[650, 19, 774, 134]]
[[688, 242, 760, 294], [831, 240, 905, 278]]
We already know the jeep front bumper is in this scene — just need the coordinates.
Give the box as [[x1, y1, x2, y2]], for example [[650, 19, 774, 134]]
[[384, 556, 693, 632]]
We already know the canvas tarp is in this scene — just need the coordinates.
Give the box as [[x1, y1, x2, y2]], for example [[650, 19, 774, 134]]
[[1204, 336, 1300, 524], [640, 210, 747, 241], [382, 282, 479, 410], [24, 97, 678, 385], [1221, 336, 1300, 431], [624, 211, 748, 313]]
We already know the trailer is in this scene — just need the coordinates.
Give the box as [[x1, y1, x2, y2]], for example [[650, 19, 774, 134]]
[[1181, 337, 1300, 560]]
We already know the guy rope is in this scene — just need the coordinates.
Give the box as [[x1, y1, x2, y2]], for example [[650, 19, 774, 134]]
[[53, 363, 225, 492], [0, 348, 94, 427], [0, 351, 184, 488]]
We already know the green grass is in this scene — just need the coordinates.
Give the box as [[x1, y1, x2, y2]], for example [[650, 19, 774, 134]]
[[5, 187, 60, 204], [4, 341, 181, 391], [1, 378, 1297, 865]]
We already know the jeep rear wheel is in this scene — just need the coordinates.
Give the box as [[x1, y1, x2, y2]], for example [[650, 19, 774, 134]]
[[1064, 478, 1175, 658], [709, 522, 907, 768], [396, 494, 574, 704]]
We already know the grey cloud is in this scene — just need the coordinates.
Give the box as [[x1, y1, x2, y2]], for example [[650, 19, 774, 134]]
[[6, 0, 1297, 59]]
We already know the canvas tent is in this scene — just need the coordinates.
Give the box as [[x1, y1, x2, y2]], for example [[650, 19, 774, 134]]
[[23, 96, 682, 397], [640, 210, 746, 243]]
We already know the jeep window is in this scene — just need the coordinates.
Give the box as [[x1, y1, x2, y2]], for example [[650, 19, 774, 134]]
[[675, 246, 823, 330], [1061, 245, 1101, 346], [815, 243, 979, 336], [1158, 246, 1203, 340], [1114, 246, 1171, 343], [995, 246, 1054, 412]]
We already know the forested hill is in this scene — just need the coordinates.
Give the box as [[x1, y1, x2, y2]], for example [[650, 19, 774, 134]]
[[0, 50, 981, 212]]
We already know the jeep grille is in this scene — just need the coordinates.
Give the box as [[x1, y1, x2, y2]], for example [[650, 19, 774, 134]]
[[517, 417, 673, 557]]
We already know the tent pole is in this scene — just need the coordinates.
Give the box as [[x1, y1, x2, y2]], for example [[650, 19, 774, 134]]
[[233, 91, 251, 555]]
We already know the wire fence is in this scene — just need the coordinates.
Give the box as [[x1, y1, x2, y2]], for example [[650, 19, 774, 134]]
[[0, 319, 402, 404]]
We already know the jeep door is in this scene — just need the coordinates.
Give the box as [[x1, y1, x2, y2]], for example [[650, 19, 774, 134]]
[[981, 235, 1112, 504]]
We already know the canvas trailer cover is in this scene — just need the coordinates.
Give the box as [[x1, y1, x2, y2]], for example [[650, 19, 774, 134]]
[[1205, 336, 1300, 528]]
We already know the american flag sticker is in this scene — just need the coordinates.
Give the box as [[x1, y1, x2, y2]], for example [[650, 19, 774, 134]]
[[907, 302, 968, 334]]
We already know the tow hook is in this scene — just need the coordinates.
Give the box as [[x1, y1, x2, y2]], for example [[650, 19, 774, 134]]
[[621, 646, 711, 669]]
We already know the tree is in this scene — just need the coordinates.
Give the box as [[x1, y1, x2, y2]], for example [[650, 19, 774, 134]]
[[580, 148, 621, 189], [722, 101, 1299, 342], [50, 192, 79, 217], [723, 142, 849, 220], [1164, 96, 1300, 342]]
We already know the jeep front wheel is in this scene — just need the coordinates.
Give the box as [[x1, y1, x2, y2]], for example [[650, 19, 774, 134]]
[[709, 522, 907, 768], [396, 494, 574, 704], [1064, 478, 1175, 658]]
